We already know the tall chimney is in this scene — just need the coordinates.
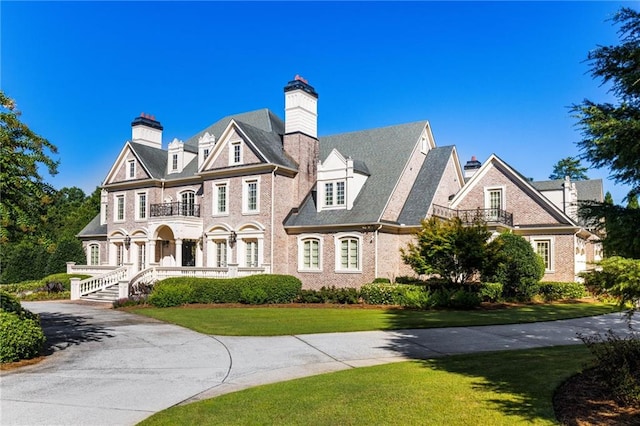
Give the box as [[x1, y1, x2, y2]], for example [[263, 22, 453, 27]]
[[284, 75, 318, 138], [463, 156, 482, 179], [131, 113, 163, 149], [283, 76, 319, 205]]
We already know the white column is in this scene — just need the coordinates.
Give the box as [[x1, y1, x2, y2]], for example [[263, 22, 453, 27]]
[[206, 238, 213, 267], [147, 240, 156, 266], [175, 239, 183, 266]]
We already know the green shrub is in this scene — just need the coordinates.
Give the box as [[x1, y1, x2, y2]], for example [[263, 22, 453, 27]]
[[398, 286, 434, 309], [479, 282, 503, 303], [580, 330, 640, 404], [581, 257, 640, 310], [372, 277, 391, 283], [296, 289, 325, 304], [483, 233, 545, 302], [449, 289, 481, 309], [0, 291, 39, 320], [148, 282, 193, 307], [148, 275, 302, 307], [538, 282, 587, 301], [360, 283, 405, 305], [0, 311, 45, 363], [113, 297, 146, 308], [20, 291, 71, 301], [395, 276, 425, 285]]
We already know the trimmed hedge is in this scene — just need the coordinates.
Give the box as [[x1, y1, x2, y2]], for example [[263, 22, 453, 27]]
[[148, 275, 302, 307], [296, 286, 360, 304], [360, 283, 481, 310], [538, 281, 587, 301], [0, 291, 45, 363]]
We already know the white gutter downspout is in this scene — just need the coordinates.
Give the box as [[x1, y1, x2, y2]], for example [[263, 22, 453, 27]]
[[374, 224, 382, 278], [271, 166, 279, 273]]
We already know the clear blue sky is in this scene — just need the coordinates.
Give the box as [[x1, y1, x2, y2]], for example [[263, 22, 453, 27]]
[[2, 1, 635, 203]]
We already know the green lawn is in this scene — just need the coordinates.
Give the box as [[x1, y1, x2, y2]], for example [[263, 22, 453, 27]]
[[139, 345, 593, 425], [128, 301, 619, 336]]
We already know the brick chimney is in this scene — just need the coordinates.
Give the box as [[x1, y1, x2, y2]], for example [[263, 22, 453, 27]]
[[131, 113, 163, 149], [283, 76, 319, 205]]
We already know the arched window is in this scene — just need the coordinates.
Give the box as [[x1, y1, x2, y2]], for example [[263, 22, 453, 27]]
[[181, 191, 196, 216], [89, 244, 100, 266], [335, 234, 361, 272], [297, 236, 322, 271]]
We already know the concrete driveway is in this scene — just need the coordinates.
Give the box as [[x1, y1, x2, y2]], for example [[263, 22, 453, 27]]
[[1, 301, 638, 426]]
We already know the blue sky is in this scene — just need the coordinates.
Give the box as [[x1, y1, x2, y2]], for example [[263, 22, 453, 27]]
[[2, 1, 635, 203]]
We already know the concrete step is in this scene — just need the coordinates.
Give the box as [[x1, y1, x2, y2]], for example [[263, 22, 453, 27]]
[[80, 286, 120, 303]]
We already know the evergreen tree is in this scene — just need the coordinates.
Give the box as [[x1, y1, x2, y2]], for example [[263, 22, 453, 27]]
[[549, 156, 589, 180]]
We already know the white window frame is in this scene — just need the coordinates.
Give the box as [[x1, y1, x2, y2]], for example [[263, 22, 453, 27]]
[[114, 194, 125, 222], [322, 180, 347, 209], [212, 181, 229, 216], [180, 190, 196, 216], [297, 235, 323, 272], [531, 237, 554, 273], [334, 233, 362, 273], [203, 148, 210, 159], [135, 191, 148, 220], [242, 177, 260, 214], [230, 141, 242, 165], [128, 160, 136, 179], [214, 240, 228, 268], [172, 154, 178, 171], [137, 242, 146, 270], [244, 239, 259, 268], [88, 243, 100, 266], [484, 186, 505, 219]]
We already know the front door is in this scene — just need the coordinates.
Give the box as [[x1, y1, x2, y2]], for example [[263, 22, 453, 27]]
[[182, 241, 196, 266]]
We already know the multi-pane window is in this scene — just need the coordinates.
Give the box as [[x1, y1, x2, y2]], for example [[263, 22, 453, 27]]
[[215, 183, 227, 214], [89, 244, 99, 266], [302, 239, 320, 270], [535, 240, 551, 271], [325, 183, 334, 206], [203, 148, 209, 159], [232, 142, 241, 164], [336, 181, 345, 206], [245, 240, 258, 267], [340, 238, 359, 270], [116, 195, 125, 221], [215, 241, 227, 267], [116, 244, 124, 266], [128, 160, 135, 179], [324, 181, 345, 207], [138, 243, 146, 270], [181, 191, 195, 216], [137, 193, 147, 219], [172, 154, 178, 170], [245, 180, 258, 212]]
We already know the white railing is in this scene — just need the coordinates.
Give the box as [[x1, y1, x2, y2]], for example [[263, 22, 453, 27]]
[[67, 263, 118, 276], [155, 267, 232, 280], [76, 267, 128, 297]]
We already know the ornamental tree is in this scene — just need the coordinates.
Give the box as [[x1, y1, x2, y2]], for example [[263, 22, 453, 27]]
[[401, 217, 491, 285]]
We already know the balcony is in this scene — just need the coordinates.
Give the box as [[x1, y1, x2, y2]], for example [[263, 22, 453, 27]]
[[432, 204, 513, 227], [150, 202, 201, 218]]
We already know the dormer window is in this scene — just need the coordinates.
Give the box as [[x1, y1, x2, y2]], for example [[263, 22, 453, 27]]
[[324, 181, 346, 207], [172, 154, 178, 171], [203, 148, 209, 159]]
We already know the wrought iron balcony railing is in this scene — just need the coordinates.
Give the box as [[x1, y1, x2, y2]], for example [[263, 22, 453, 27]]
[[150, 202, 201, 218], [432, 204, 513, 227]]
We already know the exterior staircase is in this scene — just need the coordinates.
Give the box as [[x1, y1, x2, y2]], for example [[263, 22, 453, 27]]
[[80, 285, 120, 303]]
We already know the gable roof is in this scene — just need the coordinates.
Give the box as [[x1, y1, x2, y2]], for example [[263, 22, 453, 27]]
[[397, 145, 456, 225], [451, 154, 578, 226], [285, 120, 430, 228], [531, 178, 604, 202], [233, 121, 296, 169]]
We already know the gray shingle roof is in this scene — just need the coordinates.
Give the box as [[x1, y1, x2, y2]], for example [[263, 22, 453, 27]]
[[127, 109, 291, 181], [76, 214, 107, 238], [532, 179, 604, 202], [397, 146, 455, 225], [285, 121, 429, 228]]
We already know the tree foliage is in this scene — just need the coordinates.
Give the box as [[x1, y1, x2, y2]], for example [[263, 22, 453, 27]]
[[549, 156, 589, 180], [582, 256, 640, 314], [579, 201, 640, 259], [483, 233, 545, 302], [572, 7, 640, 196], [401, 217, 491, 285], [0, 91, 59, 244]]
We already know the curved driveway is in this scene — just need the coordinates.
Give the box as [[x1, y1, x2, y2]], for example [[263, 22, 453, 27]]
[[1, 301, 638, 425]]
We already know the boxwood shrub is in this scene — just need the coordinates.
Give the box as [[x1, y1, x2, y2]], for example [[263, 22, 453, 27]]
[[296, 286, 360, 304], [148, 274, 302, 307], [0, 291, 45, 363], [538, 281, 587, 301], [479, 282, 503, 303]]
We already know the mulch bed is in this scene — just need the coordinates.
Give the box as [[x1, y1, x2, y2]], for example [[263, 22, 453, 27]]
[[554, 368, 640, 425]]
